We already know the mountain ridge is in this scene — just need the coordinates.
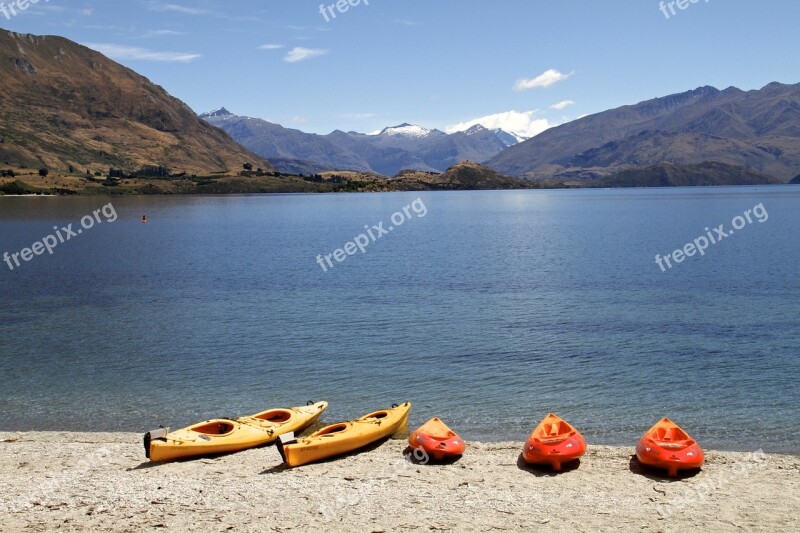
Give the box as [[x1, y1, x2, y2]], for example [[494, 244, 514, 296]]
[[200, 109, 524, 176], [487, 82, 800, 182]]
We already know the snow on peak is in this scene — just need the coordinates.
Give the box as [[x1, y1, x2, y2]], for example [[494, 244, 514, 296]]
[[379, 123, 432, 138], [200, 107, 234, 119], [491, 128, 528, 147], [465, 124, 488, 135]]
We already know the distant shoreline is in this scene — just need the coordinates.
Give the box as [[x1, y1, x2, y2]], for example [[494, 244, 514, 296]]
[[1, 181, 798, 198]]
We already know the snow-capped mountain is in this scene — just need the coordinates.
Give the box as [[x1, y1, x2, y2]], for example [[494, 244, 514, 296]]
[[201, 110, 516, 176], [378, 123, 438, 138], [457, 124, 527, 147], [491, 128, 528, 147], [201, 107, 235, 120]]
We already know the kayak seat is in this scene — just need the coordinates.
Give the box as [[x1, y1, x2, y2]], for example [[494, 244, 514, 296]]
[[318, 424, 348, 436], [192, 421, 235, 436], [655, 427, 689, 442], [256, 410, 292, 423]]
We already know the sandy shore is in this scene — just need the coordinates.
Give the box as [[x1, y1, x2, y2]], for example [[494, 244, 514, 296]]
[[0, 432, 797, 532]]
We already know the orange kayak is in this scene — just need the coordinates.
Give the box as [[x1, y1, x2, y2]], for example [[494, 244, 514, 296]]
[[408, 417, 465, 460], [521, 413, 587, 471], [636, 417, 704, 477]]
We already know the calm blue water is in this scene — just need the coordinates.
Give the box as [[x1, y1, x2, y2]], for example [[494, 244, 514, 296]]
[[0, 187, 798, 453]]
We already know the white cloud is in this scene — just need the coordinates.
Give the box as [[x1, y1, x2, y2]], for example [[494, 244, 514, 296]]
[[150, 3, 208, 15], [84, 43, 201, 63], [81, 8, 93, 16], [259, 44, 284, 50], [446, 110, 555, 139], [514, 69, 573, 91], [550, 99, 576, 110], [283, 47, 328, 63], [291, 116, 308, 124]]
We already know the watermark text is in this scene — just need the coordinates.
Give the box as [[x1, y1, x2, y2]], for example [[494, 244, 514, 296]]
[[316, 198, 427, 272], [655, 203, 767, 272], [0, 0, 50, 21], [3, 202, 117, 271], [319, 0, 369, 23], [659, 0, 709, 20]]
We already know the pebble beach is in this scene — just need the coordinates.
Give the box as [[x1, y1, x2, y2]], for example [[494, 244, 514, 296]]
[[1, 432, 797, 532]]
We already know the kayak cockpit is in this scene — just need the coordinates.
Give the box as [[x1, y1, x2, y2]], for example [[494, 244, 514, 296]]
[[318, 423, 349, 436], [253, 410, 293, 423], [533, 420, 574, 440], [191, 421, 236, 436], [653, 426, 690, 442]]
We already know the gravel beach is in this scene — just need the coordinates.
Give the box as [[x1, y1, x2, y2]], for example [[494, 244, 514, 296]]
[[1, 432, 797, 532]]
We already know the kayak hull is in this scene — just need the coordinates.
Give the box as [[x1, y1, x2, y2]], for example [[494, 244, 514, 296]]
[[145, 401, 328, 463], [521, 413, 587, 471], [636, 417, 704, 477], [279, 402, 411, 467], [409, 417, 466, 461]]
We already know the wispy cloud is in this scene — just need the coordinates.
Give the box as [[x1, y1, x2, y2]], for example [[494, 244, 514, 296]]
[[259, 44, 284, 50], [81, 8, 93, 16], [84, 43, 201, 63], [395, 19, 418, 26], [284, 47, 328, 63], [140, 30, 187, 38], [446, 110, 555, 138], [150, 3, 208, 15], [514, 69, 574, 91], [550, 99, 576, 110]]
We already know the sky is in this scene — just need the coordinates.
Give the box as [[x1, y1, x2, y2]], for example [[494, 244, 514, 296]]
[[2, 0, 800, 137]]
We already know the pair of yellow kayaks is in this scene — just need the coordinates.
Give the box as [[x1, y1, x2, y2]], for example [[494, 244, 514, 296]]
[[144, 401, 328, 462], [145, 401, 412, 465]]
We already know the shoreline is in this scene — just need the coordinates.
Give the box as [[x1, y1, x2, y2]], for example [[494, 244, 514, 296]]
[[1, 432, 797, 532], [2, 175, 799, 198]]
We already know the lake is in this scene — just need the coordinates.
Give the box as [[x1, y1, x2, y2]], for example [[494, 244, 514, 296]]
[[0, 186, 798, 452]]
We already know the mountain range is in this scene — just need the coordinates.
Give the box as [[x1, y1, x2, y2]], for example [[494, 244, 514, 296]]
[[200, 108, 524, 176], [1, 27, 799, 194], [0, 29, 269, 177], [487, 83, 800, 183]]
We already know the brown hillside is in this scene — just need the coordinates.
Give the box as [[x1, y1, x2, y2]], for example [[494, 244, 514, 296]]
[[0, 30, 270, 176]]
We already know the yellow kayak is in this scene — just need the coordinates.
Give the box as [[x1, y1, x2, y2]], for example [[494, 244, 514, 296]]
[[277, 402, 411, 467], [145, 401, 328, 462], [236, 401, 329, 434]]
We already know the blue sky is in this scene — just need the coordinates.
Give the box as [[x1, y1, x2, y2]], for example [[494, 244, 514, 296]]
[[2, 0, 799, 136]]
